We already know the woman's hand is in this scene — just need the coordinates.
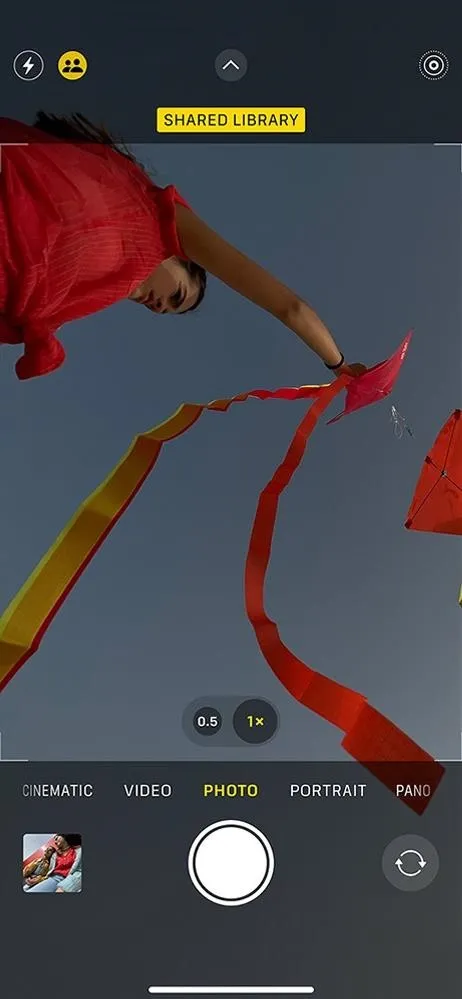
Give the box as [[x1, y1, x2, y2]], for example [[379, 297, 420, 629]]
[[25, 876, 41, 886], [333, 362, 367, 379]]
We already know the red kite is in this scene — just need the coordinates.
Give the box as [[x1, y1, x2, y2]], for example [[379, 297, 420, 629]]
[[328, 331, 412, 424], [405, 409, 462, 535]]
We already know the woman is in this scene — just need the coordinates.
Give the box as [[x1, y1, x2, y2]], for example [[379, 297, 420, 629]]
[[24, 833, 82, 893], [0, 113, 365, 381]]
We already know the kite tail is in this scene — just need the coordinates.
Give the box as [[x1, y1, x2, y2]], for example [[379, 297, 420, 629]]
[[245, 377, 444, 813], [0, 341, 442, 811]]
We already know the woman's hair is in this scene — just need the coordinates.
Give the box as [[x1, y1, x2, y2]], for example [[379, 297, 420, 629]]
[[57, 833, 82, 847], [181, 259, 207, 310], [33, 112, 207, 312]]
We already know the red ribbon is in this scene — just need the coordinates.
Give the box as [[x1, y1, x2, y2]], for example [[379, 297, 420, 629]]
[[245, 376, 444, 813]]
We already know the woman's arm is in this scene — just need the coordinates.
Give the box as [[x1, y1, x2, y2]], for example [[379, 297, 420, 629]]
[[23, 857, 49, 886], [23, 859, 39, 877], [175, 205, 347, 369]]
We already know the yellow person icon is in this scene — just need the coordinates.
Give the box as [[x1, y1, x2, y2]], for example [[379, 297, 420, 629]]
[[58, 51, 87, 80]]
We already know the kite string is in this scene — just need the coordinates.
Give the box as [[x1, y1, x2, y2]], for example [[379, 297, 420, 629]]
[[390, 403, 413, 438]]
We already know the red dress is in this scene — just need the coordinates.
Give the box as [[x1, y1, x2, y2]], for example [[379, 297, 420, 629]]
[[0, 119, 190, 379], [53, 848, 76, 879]]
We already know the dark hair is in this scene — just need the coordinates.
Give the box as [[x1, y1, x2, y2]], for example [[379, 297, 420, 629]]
[[33, 112, 207, 313], [57, 833, 82, 847], [34, 111, 139, 163], [182, 259, 207, 310]]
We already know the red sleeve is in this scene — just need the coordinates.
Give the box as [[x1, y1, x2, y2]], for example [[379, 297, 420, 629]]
[[169, 186, 192, 259], [172, 188, 191, 210], [153, 183, 192, 260]]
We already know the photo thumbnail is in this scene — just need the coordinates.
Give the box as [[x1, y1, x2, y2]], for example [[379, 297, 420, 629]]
[[22, 833, 82, 893]]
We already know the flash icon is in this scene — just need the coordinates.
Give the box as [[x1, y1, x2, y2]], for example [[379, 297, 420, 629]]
[[13, 50, 45, 81]]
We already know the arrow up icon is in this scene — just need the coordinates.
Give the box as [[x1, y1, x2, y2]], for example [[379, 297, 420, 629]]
[[215, 49, 248, 81]]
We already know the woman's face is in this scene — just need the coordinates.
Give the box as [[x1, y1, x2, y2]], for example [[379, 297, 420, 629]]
[[54, 835, 67, 852], [129, 257, 200, 314]]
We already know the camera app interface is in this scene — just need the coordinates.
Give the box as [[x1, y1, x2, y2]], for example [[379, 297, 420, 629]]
[[0, 4, 461, 997]]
